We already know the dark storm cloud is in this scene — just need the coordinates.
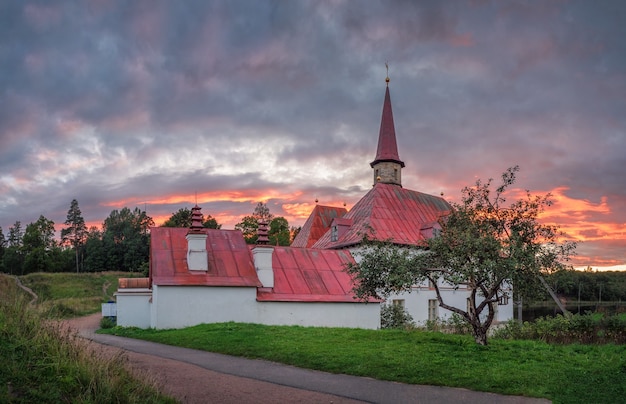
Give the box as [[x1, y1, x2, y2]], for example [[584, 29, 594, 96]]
[[0, 0, 625, 267]]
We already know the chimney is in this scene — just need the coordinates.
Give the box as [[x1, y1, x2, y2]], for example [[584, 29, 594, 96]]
[[253, 220, 274, 287], [186, 205, 208, 271]]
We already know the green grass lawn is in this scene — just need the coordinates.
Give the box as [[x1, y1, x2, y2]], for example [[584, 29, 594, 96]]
[[101, 322, 626, 403]]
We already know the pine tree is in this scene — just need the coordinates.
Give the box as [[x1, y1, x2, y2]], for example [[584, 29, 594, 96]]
[[61, 199, 87, 273]]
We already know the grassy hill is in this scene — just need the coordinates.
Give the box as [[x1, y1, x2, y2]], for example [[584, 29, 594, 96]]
[[17, 271, 137, 317], [0, 272, 173, 403]]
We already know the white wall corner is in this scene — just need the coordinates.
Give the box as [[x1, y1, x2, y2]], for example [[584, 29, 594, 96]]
[[186, 233, 208, 271], [252, 246, 274, 288]]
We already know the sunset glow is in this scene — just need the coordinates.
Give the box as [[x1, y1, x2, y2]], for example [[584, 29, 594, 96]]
[[1, 1, 624, 271]]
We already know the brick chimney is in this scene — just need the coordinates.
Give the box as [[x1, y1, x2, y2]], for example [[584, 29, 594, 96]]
[[252, 219, 274, 287], [186, 205, 208, 271]]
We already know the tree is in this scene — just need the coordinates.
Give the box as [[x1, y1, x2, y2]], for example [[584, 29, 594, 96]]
[[22, 215, 58, 274], [347, 166, 576, 345], [235, 202, 274, 244], [0, 226, 6, 272], [83, 226, 107, 272], [162, 207, 221, 229], [61, 199, 88, 273], [269, 217, 290, 246], [103, 207, 154, 272], [8, 221, 23, 247]]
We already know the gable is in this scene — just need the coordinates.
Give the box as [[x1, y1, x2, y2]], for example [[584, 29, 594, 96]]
[[291, 205, 347, 248]]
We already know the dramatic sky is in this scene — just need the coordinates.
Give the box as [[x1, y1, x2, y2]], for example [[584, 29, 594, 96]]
[[1, 1, 625, 270]]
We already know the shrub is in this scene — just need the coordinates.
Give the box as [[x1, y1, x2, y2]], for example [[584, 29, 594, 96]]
[[380, 304, 415, 329], [100, 316, 117, 329], [494, 313, 626, 344]]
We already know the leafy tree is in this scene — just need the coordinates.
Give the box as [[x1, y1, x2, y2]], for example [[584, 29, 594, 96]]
[[102, 207, 154, 272], [22, 215, 58, 274], [61, 199, 88, 273], [162, 207, 221, 229], [347, 166, 576, 345], [290, 226, 302, 244], [235, 202, 274, 244], [269, 217, 290, 246], [8, 221, 23, 247], [84, 226, 107, 272], [0, 226, 6, 271], [235, 202, 291, 245]]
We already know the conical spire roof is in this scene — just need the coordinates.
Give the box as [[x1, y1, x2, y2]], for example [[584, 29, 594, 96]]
[[370, 84, 405, 168]]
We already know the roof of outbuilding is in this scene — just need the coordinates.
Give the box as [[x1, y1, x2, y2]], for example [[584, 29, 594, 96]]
[[257, 246, 378, 303], [150, 227, 262, 287], [312, 183, 451, 249], [149, 227, 373, 303], [291, 205, 347, 248]]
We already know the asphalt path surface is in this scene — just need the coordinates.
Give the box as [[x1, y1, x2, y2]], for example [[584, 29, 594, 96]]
[[69, 314, 551, 404]]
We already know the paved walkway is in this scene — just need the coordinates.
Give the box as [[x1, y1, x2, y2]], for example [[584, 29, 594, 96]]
[[76, 315, 550, 404]]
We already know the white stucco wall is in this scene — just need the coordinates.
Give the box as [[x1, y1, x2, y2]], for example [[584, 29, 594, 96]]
[[138, 285, 380, 330], [254, 301, 380, 329], [115, 289, 152, 329], [151, 285, 258, 329]]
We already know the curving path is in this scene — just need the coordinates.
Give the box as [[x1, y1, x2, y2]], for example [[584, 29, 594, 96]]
[[66, 314, 550, 404]]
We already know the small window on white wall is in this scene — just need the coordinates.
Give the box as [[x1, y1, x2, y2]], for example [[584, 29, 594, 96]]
[[392, 299, 405, 308], [428, 299, 438, 321]]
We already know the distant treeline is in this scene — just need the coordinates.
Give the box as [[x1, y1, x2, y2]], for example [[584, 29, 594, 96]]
[[0, 200, 296, 275], [542, 269, 626, 302], [0, 203, 153, 275]]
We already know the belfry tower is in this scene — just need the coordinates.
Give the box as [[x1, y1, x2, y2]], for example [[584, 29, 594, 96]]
[[370, 67, 405, 187]]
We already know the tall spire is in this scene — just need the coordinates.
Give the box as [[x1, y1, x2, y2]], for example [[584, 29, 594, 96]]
[[370, 66, 405, 187]]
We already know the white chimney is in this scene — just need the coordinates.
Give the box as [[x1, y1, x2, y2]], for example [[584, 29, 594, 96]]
[[186, 205, 208, 272], [252, 246, 274, 288]]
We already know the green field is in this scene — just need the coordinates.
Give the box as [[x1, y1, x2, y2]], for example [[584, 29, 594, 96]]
[[101, 322, 626, 403]]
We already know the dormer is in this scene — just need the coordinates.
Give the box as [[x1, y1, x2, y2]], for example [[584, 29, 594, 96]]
[[330, 217, 353, 242]]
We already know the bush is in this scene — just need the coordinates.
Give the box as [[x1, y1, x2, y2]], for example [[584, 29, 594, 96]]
[[381, 304, 415, 329], [493, 313, 626, 344], [100, 316, 116, 329]]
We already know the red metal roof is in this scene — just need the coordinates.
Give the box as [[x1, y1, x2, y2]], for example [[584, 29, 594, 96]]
[[149, 227, 372, 303], [370, 85, 405, 168], [257, 247, 378, 303], [312, 183, 451, 249], [291, 205, 347, 248], [150, 227, 261, 287]]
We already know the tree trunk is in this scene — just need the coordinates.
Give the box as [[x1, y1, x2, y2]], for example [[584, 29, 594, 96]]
[[473, 329, 488, 345]]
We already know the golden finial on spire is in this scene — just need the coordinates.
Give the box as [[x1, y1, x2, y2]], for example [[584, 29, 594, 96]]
[[385, 61, 390, 85]]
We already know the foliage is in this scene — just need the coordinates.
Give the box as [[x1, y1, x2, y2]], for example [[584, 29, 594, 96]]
[[494, 313, 626, 344], [100, 316, 116, 329], [102, 321, 626, 403], [61, 199, 88, 273], [101, 207, 154, 272], [161, 207, 221, 229], [5, 216, 74, 275], [234, 202, 291, 245], [347, 166, 577, 345], [0, 275, 174, 403], [380, 303, 415, 329], [543, 268, 626, 302]]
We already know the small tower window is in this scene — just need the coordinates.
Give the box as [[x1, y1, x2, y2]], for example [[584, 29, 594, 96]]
[[331, 225, 338, 242], [394, 168, 398, 180]]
